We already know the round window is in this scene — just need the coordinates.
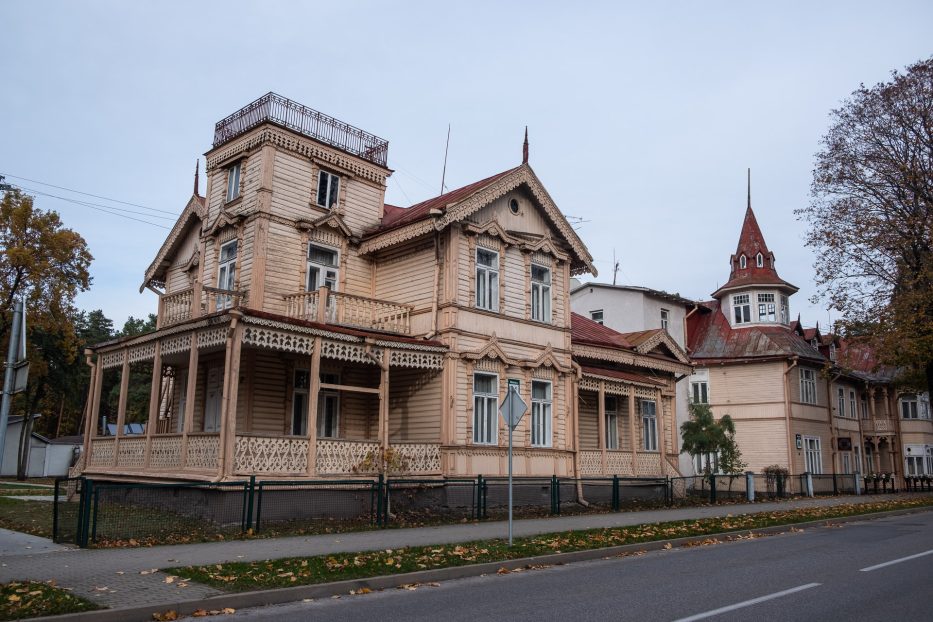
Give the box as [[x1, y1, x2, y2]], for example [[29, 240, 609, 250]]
[[509, 198, 520, 214]]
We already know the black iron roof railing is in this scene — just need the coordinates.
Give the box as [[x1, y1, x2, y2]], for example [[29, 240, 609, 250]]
[[212, 92, 389, 167]]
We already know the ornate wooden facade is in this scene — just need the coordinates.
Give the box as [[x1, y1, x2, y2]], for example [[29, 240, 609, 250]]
[[79, 93, 691, 482]]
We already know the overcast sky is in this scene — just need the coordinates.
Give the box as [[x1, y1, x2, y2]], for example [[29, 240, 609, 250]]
[[1, 1, 931, 330]]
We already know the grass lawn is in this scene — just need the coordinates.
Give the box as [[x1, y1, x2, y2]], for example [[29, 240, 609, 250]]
[[0, 498, 54, 539], [0, 581, 100, 621], [172, 497, 933, 592]]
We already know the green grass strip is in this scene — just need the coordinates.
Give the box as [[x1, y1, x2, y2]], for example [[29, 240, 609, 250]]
[[0, 581, 101, 621], [172, 496, 933, 592]]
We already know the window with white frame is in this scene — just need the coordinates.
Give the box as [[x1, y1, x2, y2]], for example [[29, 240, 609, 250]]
[[694, 451, 721, 475], [590, 310, 604, 324], [307, 244, 339, 291], [800, 368, 817, 404], [317, 373, 340, 438], [756, 252, 763, 267], [530, 264, 551, 322], [901, 393, 931, 419], [733, 294, 751, 325], [837, 387, 846, 418], [757, 293, 776, 322], [829, 343, 836, 361], [849, 390, 857, 420], [475, 248, 499, 312], [292, 369, 310, 436], [316, 170, 340, 209], [473, 373, 498, 444], [226, 161, 241, 202], [660, 309, 669, 330], [904, 446, 932, 476], [605, 395, 618, 450], [739, 255, 747, 269], [216, 240, 237, 310], [804, 436, 822, 474], [690, 381, 709, 404], [640, 400, 658, 451], [531, 380, 552, 447], [780, 295, 789, 324]]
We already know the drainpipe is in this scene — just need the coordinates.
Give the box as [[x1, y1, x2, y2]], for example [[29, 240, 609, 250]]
[[783, 357, 799, 478], [571, 361, 589, 507], [426, 231, 442, 339], [827, 371, 842, 479]]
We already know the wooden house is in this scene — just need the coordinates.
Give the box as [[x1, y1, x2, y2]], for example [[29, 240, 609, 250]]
[[78, 93, 690, 482]]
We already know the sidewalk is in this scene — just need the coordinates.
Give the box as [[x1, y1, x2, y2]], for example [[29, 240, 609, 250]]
[[0, 494, 922, 611]]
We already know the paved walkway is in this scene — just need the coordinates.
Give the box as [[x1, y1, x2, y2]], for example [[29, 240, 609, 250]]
[[0, 494, 925, 610]]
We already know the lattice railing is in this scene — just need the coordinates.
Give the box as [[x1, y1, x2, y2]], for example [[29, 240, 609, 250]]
[[234, 435, 309, 474], [87, 438, 115, 467], [391, 443, 441, 474], [316, 439, 380, 474], [150, 435, 183, 469], [185, 434, 220, 470], [634, 452, 660, 476], [606, 451, 635, 476], [115, 437, 147, 468], [578, 450, 602, 475]]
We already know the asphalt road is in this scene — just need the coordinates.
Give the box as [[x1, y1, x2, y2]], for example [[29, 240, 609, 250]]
[[207, 511, 933, 621]]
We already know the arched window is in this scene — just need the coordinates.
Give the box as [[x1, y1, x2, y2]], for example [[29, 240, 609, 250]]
[[739, 255, 747, 269], [756, 253, 763, 267]]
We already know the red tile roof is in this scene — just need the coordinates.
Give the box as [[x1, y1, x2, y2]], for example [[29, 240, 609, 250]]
[[579, 365, 666, 387], [371, 167, 520, 235], [570, 313, 634, 349], [712, 205, 798, 297]]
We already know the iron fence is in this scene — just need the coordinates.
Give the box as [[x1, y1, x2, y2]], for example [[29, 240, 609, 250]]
[[52, 476, 89, 546]]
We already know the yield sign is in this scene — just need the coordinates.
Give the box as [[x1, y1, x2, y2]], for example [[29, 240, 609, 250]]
[[499, 385, 527, 430]]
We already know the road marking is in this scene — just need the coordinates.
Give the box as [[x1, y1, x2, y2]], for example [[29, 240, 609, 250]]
[[860, 549, 933, 572], [672, 583, 821, 622]]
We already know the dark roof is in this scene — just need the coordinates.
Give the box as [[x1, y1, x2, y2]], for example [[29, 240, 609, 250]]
[[371, 167, 519, 235], [712, 205, 798, 298], [570, 282, 697, 307], [687, 300, 824, 363], [49, 435, 84, 445]]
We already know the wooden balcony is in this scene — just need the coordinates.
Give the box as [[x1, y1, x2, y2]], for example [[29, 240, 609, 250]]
[[157, 283, 248, 328], [862, 418, 895, 434], [284, 287, 413, 335]]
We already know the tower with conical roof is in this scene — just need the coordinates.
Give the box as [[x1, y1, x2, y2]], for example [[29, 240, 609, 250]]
[[711, 171, 798, 327]]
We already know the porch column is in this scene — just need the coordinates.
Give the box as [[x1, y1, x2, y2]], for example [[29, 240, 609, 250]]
[[656, 388, 666, 473], [80, 352, 98, 467], [628, 388, 637, 472], [180, 334, 199, 468], [143, 341, 163, 468], [219, 315, 244, 478], [113, 349, 130, 467], [379, 348, 390, 449], [305, 336, 322, 477], [597, 380, 607, 475]]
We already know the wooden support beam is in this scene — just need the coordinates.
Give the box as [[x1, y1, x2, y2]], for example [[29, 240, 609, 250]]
[[379, 348, 390, 450], [628, 389, 637, 467], [306, 336, 322, 477], [143, 341, 163, 469], [656, 387, 665, 473], [320, 382, 381, 395], [180, 335, 200, 469], [113, 350, 130, 467], [597, 380, 607, 476], [219, 317, 244, 479]]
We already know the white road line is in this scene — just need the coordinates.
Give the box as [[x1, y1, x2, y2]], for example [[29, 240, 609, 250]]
[[860, 549, 933, 572], [672, 583, 821, 622]]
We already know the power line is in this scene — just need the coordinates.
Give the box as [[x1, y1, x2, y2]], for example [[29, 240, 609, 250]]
[[17, 186, 175, 220], [14, 185, 171, 229], [0, 172, 177, 215]]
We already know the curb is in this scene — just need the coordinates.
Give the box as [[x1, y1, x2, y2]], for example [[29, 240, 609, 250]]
[[31, 505, 933, 622]]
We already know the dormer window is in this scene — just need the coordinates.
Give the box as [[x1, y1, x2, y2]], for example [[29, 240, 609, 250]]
[[316, 170, 340, 209], [756, 253, 763, 267], [739, 255, 747, 269], [733, 294, 751, 324]]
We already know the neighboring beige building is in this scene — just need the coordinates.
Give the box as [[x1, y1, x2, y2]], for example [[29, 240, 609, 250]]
[[78, 93, 690, 483], [687, 199, 933, 484]]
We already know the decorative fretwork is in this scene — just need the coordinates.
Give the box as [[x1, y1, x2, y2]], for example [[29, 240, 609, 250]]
[[161, 334, 192, 356], [315, 439, 380, 474], [88, 438, 115, 466], [149, 436, 183, 469], [243, 326, 315, 355], [634, 386, 658, 399], [100, 351, 124, 370], [320, 339, 375, 364], [607, 451, 635, 476], [186, 434, 220, 469], [115, 437, 147, 468], [579, 450, 602, 475], [127, 343, 157, 364], [308, 227, 343, 248], [391, 443, 441, 474], [579, 376, 634, 396], [390, 350, 444, 370], [634, 452, 659, 476], [234, 435, 309, 473], [198, 327, 227, 350]]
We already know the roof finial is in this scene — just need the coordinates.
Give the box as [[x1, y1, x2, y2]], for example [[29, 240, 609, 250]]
[[522, 126, 529, 164], [747, 167, 751, 210], [194, 159, 200, 196]]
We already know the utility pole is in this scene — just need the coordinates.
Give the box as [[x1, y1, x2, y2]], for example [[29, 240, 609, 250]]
[[0, 299, 27, 466]]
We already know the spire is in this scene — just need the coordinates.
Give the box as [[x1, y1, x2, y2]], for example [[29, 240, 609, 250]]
[[193, 160, 200, 196], [747, 167, 751, 210], [522, 126, 529, 164]]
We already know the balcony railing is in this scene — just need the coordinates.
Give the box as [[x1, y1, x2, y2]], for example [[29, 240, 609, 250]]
[[284, 287, 412, 335], [157, 283, 248, 328], [213, 92, 389, 167], [863, 418, 894, 434]]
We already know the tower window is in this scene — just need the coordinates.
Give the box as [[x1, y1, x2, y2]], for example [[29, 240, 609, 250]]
[[756, 253, 763, 267], [739, 255, 747, 269], [316, 170, 340, 209], [733, 294, 751, 325]]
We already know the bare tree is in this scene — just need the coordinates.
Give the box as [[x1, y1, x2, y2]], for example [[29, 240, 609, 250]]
[[797, 56, 933, 396]]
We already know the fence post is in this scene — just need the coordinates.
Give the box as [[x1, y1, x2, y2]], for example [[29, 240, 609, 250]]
[[475, 475, 483, 520], [77, 478, 90, 548], [612, 475, 620, 511], [482, 476, 488, 519], [666, 477, 673, 507], [776, 473, 785, 498], [376, 473, 385, 527], [244, 476, 256, 532], [551, 475, 560, 515], [254, 481, 265, 532], [90, 485, 101, 544], [805, 472, 814, 497], [832, 473, 838, 496], [746, 471, 755, 502], [709, 473, 717, 504], [52, 478, 61, 543]]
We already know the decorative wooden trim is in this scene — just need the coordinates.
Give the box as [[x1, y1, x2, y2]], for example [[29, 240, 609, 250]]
[[572, 343, 692, 375], [634, 330, 691, 364], [143, 195, 205, 289]]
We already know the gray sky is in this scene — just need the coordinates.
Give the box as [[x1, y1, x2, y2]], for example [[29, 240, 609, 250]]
[[2, 1, 931, 330]]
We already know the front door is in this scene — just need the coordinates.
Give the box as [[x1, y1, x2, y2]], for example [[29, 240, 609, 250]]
[[204, 366, 222, 432]]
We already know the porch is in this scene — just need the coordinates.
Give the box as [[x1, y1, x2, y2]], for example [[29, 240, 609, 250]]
[[82, 308, 446, 481]]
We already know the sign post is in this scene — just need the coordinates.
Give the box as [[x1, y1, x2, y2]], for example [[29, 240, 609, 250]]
[[499, 382, 527, 546]]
